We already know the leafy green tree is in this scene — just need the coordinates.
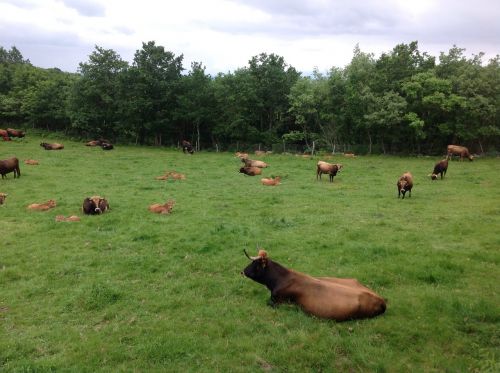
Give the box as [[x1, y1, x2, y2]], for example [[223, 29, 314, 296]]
[[68, 46, 128, 139]]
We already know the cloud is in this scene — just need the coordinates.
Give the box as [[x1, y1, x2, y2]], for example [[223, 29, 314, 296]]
[[62, 0, 105, 17]]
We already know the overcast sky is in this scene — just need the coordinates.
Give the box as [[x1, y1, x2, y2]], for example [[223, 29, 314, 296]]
[[0, 0, 498, 75]]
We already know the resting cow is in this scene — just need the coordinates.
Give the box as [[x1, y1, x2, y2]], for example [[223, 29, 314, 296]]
[[148, 200, 175, 214], [430, 159, 448, 180], [85, 140, 101, 146], [82, 196, 110, 215], [0, 157, 20, 179], [239, 166, 262, 176], [242, 158, 268, 168], [242, 250, 386, 321], [6, 128, 25, 138], [447, 145, 473, 161], [40, 142, 64, 150], [397, 172, 413, 199], [55, 215, 81, 222], [182, 140, 194, 154], [27, 200, 56, 211], [0, 193, 7, 205], [317, 161, 342, 182], [101, 143, 114, 150], [261, 176, 281, 186], [24, 159, 39, 165]]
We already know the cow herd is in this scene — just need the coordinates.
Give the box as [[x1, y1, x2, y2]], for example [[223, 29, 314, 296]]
[[1, 133, 477, 321]]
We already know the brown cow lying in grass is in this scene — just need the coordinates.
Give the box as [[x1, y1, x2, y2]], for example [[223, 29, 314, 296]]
[[0, 157, 20, 179], [242, 249, 386, 321], [235, 152, 249, 159], [430, 159, 448, 180], [156, 171, 186, 180], [242, 158, 268, 168], [82, 196, 109, 215], [0, 192, 7, 205], [239, 166, 262, 176], [397, 172, 413, 199], [55, 215, 81, 222], [7, 128, 25, 138], [317, 161, 342, 182], [261, 176, 281, 186], [40, 142, 64, 150], [24, 159, 39, 165], [27, 200, 56, 210], [149, 200, 175, 214]]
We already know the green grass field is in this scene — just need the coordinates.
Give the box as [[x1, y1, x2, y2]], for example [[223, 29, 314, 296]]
[[1, 135, 499, 372]]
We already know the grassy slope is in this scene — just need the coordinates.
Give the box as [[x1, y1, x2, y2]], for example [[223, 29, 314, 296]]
[[1, 136, 499, 372]]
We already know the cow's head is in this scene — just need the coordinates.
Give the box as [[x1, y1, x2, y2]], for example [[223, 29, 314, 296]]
[[242, 249, 269, 284], [0, 193, 7, 205], [47, 199, 57, 208], [89, 196, 108, 214], [430, 173, 438, 180]]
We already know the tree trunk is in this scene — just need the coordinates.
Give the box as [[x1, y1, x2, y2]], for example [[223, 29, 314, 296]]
[[368, 131, 372, 154]]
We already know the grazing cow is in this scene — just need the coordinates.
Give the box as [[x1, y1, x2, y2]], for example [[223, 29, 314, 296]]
[[397, 172, 413, 199], [148, 200, 175, 214], [82, 196, 110, 215], [6, 128, 25, 138], [316, 161, 341, 182], [182, 140, 194, 154], [239, 166, 262, 176], [430, 159, 448, 180], [0, 157, 20, 179], [101, 143, 114, 150], [261, 176, 281, 186], [242, 250, 386, 321], [0, 129, 10, 141], [0, 192, 7, 205], [55, 215, 81, 222], [27, 199, 56, 211], [40, 142, 64, 150], [24, 159, 39, 165], [242, 158, 268, 168], [447, 145, 473, 161]]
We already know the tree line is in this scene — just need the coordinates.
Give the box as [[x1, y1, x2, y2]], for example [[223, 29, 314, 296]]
[[1, 41, 498, 154]]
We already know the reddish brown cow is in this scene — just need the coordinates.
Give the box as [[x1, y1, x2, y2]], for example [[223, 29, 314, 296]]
[[447, 145, 473, 161], [317, 161, 342, 182], [0, 129, 10, 141], [0, 157, 20, 179], [242, 158, 268, 168], [148, 200, 175, 214], [27, 200, 56, 211], [40, 142, 64, 150], [6, 128, 25, 138], [0, 192, 7, 205], [55, 215, 81, 222], [239, 166, 262, 176], [242, 250, 386, 321], [397, 172, 413, 199], [261, 176, 281, 186], [24, 159, 39, 165], [430, 159, 448, 180]]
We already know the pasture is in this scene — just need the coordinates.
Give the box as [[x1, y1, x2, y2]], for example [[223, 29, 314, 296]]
[[1, 135, 499, 372]]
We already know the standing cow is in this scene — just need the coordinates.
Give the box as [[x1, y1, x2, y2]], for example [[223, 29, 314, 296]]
[[430, 159, 448, 180], [0, 157, 20, 179], [182, 140, 194, 154], [447, 145, 473, 161], [397, 172, 413, 199]]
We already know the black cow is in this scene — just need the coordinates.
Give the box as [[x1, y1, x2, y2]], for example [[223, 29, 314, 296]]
[[82, 196, 110, 215], [182, 140, 194, 154]]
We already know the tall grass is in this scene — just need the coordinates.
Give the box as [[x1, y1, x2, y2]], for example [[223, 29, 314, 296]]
[[1, 135, 499, 371]]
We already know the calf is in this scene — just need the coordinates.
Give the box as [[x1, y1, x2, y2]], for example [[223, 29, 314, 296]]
[[430, 159, 448, 180], [239, 166, 262, 176], [6, 128, 25, 138], [101, 143, 114, 150], [24, 159, 39, 165], [447, 145, 473, 161], [261, 176, 281, 186], [0, 193, 7, 205], [182, 140, 194, 154], [40, 142, 64, 150], [27, 199, 56, 211], [55, 215, 81, 222], [316, 161, 341, 182], [242, 250, 386, 321], [82, 196, 110, 215], [148, 200, 175, 214], [0, 157, 20, 179], [85, 140, 101, 146], [397, 172, 413, 199]]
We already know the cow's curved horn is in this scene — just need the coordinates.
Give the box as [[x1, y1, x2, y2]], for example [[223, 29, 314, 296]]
[[243, 249, 252, 260]]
